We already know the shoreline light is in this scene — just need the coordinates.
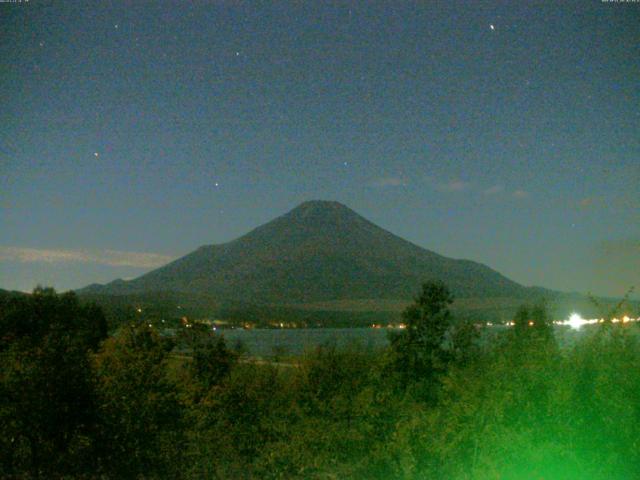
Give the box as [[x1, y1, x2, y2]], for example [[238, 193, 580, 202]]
[[484, 313, 639, 330], [566, 313, 590, 330], [554, 313, 638, 330]]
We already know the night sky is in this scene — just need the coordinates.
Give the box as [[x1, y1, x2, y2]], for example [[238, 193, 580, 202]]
[[1, 1, 638, 297]]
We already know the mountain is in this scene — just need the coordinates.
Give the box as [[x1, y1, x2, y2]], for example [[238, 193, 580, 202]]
[[79, 201, 548, 307]]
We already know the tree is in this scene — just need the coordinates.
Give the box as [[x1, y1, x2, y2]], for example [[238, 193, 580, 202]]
[[511, 302, 554, 345], [530, 302, 553, 341], [0, 287, 107, 477], [93, 324, 184, 478], [389, 280, 454, 396], [0, 286, 107, 350], [513, 304, 530, 337], [190, 331, 236, 392]]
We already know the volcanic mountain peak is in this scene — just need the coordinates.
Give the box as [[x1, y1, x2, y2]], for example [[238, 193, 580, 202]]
[[290, 199, 350, 212], [265, 199, 369, 229], [285, 200, 359, 220], [79, 200, 540, 302], [220, 199, 381, 253]]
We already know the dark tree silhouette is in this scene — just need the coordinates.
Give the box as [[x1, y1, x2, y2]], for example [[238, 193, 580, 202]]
[[512, 302, 554, 345], [93, 324, 184, 478], [390, 280, 454, 397], [190, 331, 236, 391], [0, 287, 107, 477]]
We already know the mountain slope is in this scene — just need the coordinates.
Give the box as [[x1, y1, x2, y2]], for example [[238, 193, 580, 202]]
[[79, 201, 542, 303]]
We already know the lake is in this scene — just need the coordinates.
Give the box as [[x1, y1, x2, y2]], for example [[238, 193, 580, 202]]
[[217, 325, 595, 357], [220, 327, 393, 357]]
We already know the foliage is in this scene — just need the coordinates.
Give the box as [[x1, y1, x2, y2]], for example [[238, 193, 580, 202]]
[[190, 331, 237, 391], [391, 312, 640, 479], [2, 285, 640, 479], [93, 324, 185, 478], [0, 287, 106, 477], [388, 281, 478, 400]]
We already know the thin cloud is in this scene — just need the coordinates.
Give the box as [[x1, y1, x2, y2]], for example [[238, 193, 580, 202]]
[[437, 180, 470, 192], [578, 197, 595, 209], [369, 176, 406, 188], [0, 246, 174, 268], [483, 185, 504, 195], [512, 189, 530, 199]]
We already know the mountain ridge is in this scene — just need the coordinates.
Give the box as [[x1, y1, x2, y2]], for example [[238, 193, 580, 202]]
[[79, 200, 551, 303]]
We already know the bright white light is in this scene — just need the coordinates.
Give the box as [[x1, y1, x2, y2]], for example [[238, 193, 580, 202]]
[[567, 313, 586, 330]]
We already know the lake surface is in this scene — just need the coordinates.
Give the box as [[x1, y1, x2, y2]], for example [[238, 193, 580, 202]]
[[218, 325, 594, 357], [220, 327, 392, 357]]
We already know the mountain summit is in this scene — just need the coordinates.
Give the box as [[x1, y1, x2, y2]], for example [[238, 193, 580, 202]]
[[80, 201, 536, 303]]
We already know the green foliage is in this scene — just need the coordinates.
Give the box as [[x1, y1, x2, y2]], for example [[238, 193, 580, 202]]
[[514, 304, 530, 334], [250, 345, 404, 480], [0, 286, 107, 350], [2, 284, 640, 478], [389, 281, 457, 397], [511, 302, 555, 347], [0, 287, 107, 477], [93, 324, 185, 478], [391, 318, 640, 479], [190, 333, 236, 391], [176, 324, 238, 403], [184, 362, 286, 479]]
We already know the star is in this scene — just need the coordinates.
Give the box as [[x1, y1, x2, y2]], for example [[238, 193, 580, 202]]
[[114, 24, 119, 29], [214, 182, 219, 187]]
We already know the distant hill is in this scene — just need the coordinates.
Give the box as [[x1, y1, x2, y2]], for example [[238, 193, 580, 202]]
[[0, 288, 27, 300], [79, 201, 552, 310]]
